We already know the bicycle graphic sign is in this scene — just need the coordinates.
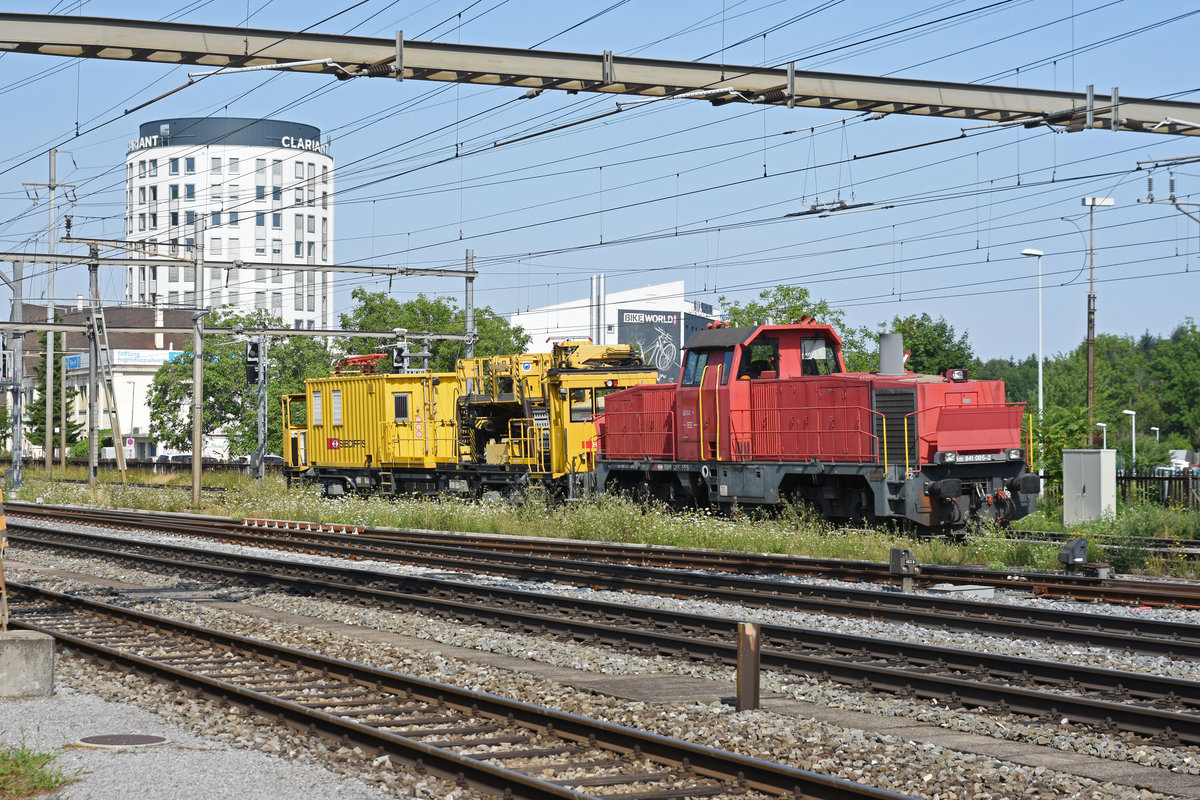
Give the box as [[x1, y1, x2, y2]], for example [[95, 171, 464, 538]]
[[618, 309, 682, 382]]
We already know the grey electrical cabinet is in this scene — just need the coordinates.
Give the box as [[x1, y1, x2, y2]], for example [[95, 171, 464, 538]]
[[1062, 449, 1116, 525]]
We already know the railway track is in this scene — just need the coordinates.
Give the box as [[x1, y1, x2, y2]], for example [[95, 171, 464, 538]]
[[9, 520, 1200, 746], [9, 501, 1200, 608], [7, 582, 915, 800]]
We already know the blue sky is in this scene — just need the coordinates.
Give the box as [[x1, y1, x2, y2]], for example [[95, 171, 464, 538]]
[[1, 0, 1197, 360]]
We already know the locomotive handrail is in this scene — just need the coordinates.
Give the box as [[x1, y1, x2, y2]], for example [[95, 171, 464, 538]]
[[723, 403, 883, 463], [903, 402, 1027, 470]]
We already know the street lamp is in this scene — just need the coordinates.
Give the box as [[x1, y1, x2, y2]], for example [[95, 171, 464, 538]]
[[1123, 409, 1136, 469], [1021, 248, 1044, 483], [1151, 426, 1160, 442], [1096, 422, 1107, 450]]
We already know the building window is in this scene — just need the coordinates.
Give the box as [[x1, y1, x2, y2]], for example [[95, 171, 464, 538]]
[[211, 183, 221, 201], [312, 390, 322, 425], [211, 290, 222, 307], [210, 267, 221, 283], [229, 238, 240, 258], [255, 212, 265, 227], [148, 213, 157, 229], [228, 211, 239, 225], [168, 291, 179, 305], [210, 237, 222, 256], [169, 184, 179, 200], [321, 218, 328, 242], [211, 211, 221, 226], [169, 265, 179, 282], [294, 188, 303, 204], [307, 241, 315, 265], [228, 157, 239, 173], [272, 187, 282, 202], [170, 211, 179, 226], [322, 165, 329, 183], [294, 320, 304, 330], [271, 239, 282, 263], [294, 242, 303, 258], [149, 159, 158, 176], [294, 272, 304, 309], [138, 213, 146, 230], [321, 243, 328, 261], [294, 161, 304, 179], [255, 268, 266, 281], [184, 290, 194, 306], [254, 291, 266, 308], [271, 159, 282, 182], [185, 210, 195, 225], [138, 160, 146, 178], [256, 185, 265, 200], [149, 185, 158, 201], [211, 157, 222, 173], [307, 187, 314, 206], [307, 215, 315, 234], [272, 292, 282, 312], [169, 158, 179, 175], [227, 184, 239, 201], [185, 184, 195, 200], [138, 186, 146, 203], [307, 320, 315, 330], [184, 266, 195, 282], [228, 290, 239, 306], [185, 157, 195, 173], [271, 269, 282, 284], [272, 213, 282, 229], [321, 191, 327, 209], [255, 237, 266, 256]]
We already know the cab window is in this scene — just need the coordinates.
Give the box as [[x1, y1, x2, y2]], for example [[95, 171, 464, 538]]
[[569, 388, 594, 422], [801, 337, 841, 376], [737, 339, 779, 380], [681, 351, 702, 386]]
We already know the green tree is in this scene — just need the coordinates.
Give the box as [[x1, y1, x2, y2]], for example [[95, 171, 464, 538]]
[[148, 310, 333, 456], [1148, 318, 1200, 442], [337, 288, 529, 371], [718, 285, 874, 370], [25, 330, 84, 451], [0, 405, 11, 453], [973, 354, 1037, 406], [882, 313, 974, 375]]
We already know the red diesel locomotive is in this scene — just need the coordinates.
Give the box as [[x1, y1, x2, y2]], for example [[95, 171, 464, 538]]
[[593, 320, 1039, 532]]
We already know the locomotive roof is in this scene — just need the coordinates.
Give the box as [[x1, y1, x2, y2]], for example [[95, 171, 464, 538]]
[[683, 323, 842, 350], [683, 326, 760, 348]]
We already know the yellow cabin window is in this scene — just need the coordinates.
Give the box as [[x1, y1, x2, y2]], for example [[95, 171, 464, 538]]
[[393, 393, 410, 421], [332, 390, 343, 426], [312, 390, 322, 426]]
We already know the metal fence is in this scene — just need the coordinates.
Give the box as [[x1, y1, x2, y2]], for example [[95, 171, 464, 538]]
[[1117, 472, 1198, 510]]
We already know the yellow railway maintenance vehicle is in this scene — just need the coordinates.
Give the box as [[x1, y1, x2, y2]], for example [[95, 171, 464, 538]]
[[282, 341, 659, 498]]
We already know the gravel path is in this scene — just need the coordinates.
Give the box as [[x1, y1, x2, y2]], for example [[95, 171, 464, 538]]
[[5, 520, 1200, 799]]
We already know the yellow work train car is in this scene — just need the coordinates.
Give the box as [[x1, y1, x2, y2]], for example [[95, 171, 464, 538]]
[[283, 343, 658, 498]]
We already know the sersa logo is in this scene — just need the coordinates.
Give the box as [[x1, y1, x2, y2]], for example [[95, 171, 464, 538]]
[[327, 438, 365, 449]]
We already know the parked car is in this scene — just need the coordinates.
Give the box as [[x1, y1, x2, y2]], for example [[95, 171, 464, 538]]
[[169, 454, 191, 464]]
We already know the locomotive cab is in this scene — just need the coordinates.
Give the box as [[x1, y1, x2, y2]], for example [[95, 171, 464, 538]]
[[595, 321, 1038, 534]]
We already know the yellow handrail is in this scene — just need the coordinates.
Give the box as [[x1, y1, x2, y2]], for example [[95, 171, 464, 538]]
[[903, 415, 911, 473], [881, 415, 888, 467]]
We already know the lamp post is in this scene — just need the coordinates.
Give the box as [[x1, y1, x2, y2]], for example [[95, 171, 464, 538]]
[[1096, 422, 1106, 450], [1083, 197, 1114, 445], [1021, 248, 1044, 482], [1151, 426, 1160, 442], [1123, 409, 1136, 469]]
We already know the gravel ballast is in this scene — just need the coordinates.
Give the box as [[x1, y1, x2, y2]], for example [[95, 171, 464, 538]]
[[5, 519, 1200, 799]]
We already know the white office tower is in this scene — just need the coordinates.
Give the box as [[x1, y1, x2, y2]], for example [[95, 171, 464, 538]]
[[124, 117, 334, 329]]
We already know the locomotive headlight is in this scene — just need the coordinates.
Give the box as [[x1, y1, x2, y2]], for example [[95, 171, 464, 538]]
[[934, 451, 957, 464], [946, 368, 969, 382], [1006, 448, 1023, 460]]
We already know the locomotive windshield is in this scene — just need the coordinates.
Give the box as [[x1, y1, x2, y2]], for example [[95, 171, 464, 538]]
[[801, 337, 841, 376]]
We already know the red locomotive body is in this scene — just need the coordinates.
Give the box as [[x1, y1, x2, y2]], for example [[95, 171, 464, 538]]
[[594, 321, 1038, 532]]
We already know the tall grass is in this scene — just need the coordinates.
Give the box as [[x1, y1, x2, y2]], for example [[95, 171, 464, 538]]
[[10, 475, 1083, 572], [0, 736, 74, 796]]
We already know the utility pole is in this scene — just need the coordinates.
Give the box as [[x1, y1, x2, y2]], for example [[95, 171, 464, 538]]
[[191, 218, 206, 508], [58, 332, 66, 467], [1082, 196, 1114, 446], [1, 260, 25, 489], [464, 249, 475, 359], [256, 334, 267, 481], [87, 245, 99, 483]]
